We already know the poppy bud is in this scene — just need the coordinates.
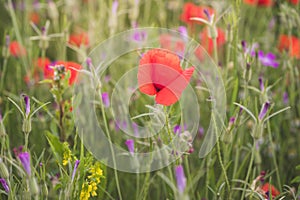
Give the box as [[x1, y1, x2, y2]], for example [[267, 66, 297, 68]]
[[0, 158, 9, 179]]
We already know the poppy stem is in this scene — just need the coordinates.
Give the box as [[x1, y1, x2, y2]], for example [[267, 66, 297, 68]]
[[212, 37, 219, 65]]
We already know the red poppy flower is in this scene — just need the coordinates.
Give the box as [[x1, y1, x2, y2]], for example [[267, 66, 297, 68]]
[[46, 61, 82, 85], [180, 3, 214, 25], [244, 0, 273, 6], [261, 183, 280, 198], [30, 12, 40, 24], [68, 32, 89, 47], [288, 0, 299, 4], [278, 34, 300, 59], [9, 41, 26, 57], [35, 57, 51, 70], [138, 49, 194, 106]]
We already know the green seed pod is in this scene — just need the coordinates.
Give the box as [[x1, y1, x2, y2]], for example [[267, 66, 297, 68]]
[[251, 122, 264, 139], [0, 121, 6, 137], [29, 177, 39, 195], [0, 158, 9, 179], [22, 117, 32, 134]]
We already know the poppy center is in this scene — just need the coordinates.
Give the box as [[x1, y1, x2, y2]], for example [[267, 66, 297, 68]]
[[153, 83, 164, 92]]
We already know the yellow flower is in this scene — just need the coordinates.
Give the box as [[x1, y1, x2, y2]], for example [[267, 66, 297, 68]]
[[80, 162, 104, 200], [62, 142, 72, 166]]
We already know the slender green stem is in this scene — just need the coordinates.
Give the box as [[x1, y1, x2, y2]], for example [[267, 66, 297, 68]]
[[241, 140, 255, 200], [216, 135, 231, 199], [267, 121, 281, 191], [24, 132, 29, 151], [98, 88, 122, 200], [0, 58, 8, 91], [212, 37, 219, 65]]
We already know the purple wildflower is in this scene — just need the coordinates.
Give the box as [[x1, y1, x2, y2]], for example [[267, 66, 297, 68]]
[[0, 111, 2, 121], [203, 9, 211, 22], [258, 77, 264, 91], [198, 127, 204, 138], [244, 42, 259, 56], [173, 125, 187, 135], [258, 51, 279, 68], [258, 102, 270, 120], [0, 178, 9, 193], [229, 117, 235, 125], [174, 125, 181, 135], [33, 0, 40, 10], [125, 139, 134, 155], [71, 160, 80, 181], [175, 165, 186, 194], [101, 92, 110, 108], [112, 0, 118, 14], [283, 92, 289, 104], [86, 57, 92, 70], [132, 30, 147, 42], [18, 152, 31, 176], [241, 40, 247, 52], [178, 26, 188, 37], [132, 122, 139, 136], [23, 95, 30, 116], [5, 35, 10, 47]]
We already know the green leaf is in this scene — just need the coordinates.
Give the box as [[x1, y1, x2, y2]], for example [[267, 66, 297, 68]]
[[291, 176, 300, 184], [38, 79, 53, 84], [45, 131, 64, 163], [296, 165, 300, 170]]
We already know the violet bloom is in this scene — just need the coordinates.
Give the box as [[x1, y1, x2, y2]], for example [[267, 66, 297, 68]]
[[178, 26, 188, 37], [258, 102, 270, 120], [23, 95, 30, 116], [0, 111, 2, 121], [203, 9, 211, 22], [112, 0, 118, 14], [244, 43, 259, 57], [86, 57, 92, 70], [18, 152, 31, 176], [132, 122, 139, 136], [173, 125, 187, 135], [229, 117, 235, 126], [283, 92, 289, 104], [175, 165, 186, 194], [0, 178, 9, 193], [6, 35, 10, 47], [125, 139, 134, 155], [258, 51, 279, 68], [101, 92, 110, 108], [132, 30, 147, 42], [258, 77, 264, 91], [71, 160, 80, 182]]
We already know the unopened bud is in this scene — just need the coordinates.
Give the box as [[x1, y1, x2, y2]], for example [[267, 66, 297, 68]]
[[22, 117, 32, 134], [0, 158, 9, 179], [29, 177, 39, 195]]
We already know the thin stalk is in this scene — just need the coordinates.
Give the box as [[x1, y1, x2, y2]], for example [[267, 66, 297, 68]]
[[267, 121, 281, 191], [24, 132, 29, 151], [216, 135, 231, 199], [241, 140, 255, 200], [97, 88, 122, 200], [212, 37, 219, 65], [0, 58, 8, 91]]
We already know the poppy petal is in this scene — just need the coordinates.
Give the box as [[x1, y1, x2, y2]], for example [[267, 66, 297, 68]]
[[138, 64, 157, 95], [155, 68, 194, 106]]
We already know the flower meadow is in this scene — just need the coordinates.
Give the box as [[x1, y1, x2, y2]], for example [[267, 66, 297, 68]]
[[0, 0, 300, 200]]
